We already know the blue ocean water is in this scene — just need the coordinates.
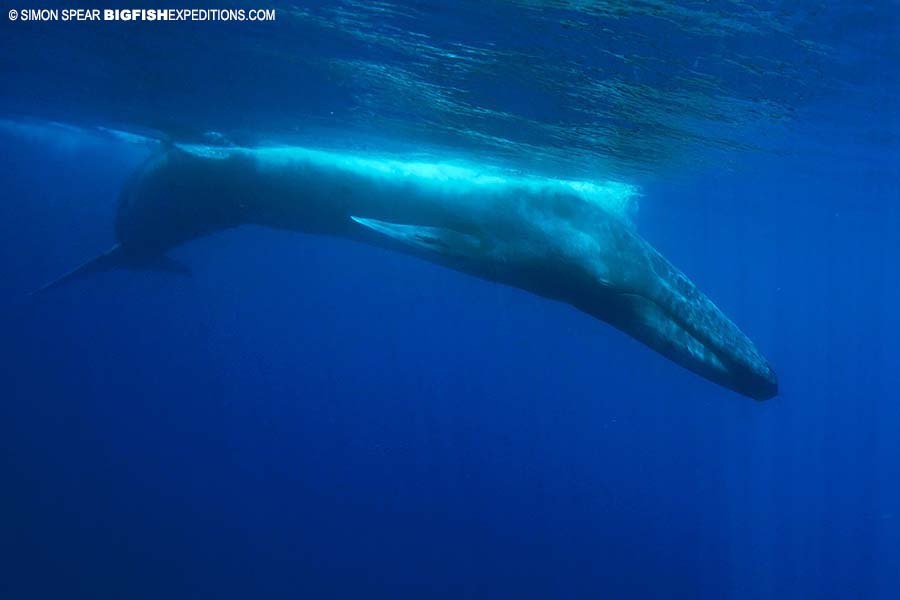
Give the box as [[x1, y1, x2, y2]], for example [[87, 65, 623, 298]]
[[1, 1, 899, 598]]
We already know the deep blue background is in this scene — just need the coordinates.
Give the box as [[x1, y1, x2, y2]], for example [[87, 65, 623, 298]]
[[2, 1, 900, 598]]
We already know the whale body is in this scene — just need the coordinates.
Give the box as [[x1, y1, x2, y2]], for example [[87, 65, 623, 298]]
[[37, 143, 778, 400]]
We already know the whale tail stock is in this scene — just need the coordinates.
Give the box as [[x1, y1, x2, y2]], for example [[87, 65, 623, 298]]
[[29, 244, 191, 297]]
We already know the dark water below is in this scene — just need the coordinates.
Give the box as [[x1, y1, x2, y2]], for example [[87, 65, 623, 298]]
[[1, 1, 899, 598]]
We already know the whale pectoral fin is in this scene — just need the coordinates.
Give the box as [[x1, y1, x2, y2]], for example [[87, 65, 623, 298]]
[[350, 216, 485, 259]]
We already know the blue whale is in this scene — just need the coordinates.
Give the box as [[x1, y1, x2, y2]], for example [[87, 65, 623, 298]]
[[36, 143, 778, 400]]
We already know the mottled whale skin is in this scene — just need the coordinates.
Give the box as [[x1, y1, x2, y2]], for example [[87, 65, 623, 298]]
[[40, 143, 778, 400]]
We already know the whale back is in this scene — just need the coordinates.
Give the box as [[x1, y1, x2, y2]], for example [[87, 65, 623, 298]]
[[114, 147, 254, 256]]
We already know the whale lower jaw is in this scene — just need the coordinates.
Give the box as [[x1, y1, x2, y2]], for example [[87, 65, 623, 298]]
[[608, 292, 777, 401]]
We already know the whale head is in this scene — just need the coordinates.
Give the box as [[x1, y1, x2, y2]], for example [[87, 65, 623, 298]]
[[529, 206, 779, 401], [351, 197, 778, 401]]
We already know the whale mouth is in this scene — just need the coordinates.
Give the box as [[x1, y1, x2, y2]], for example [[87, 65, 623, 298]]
[[607, 290, 778, 401]]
